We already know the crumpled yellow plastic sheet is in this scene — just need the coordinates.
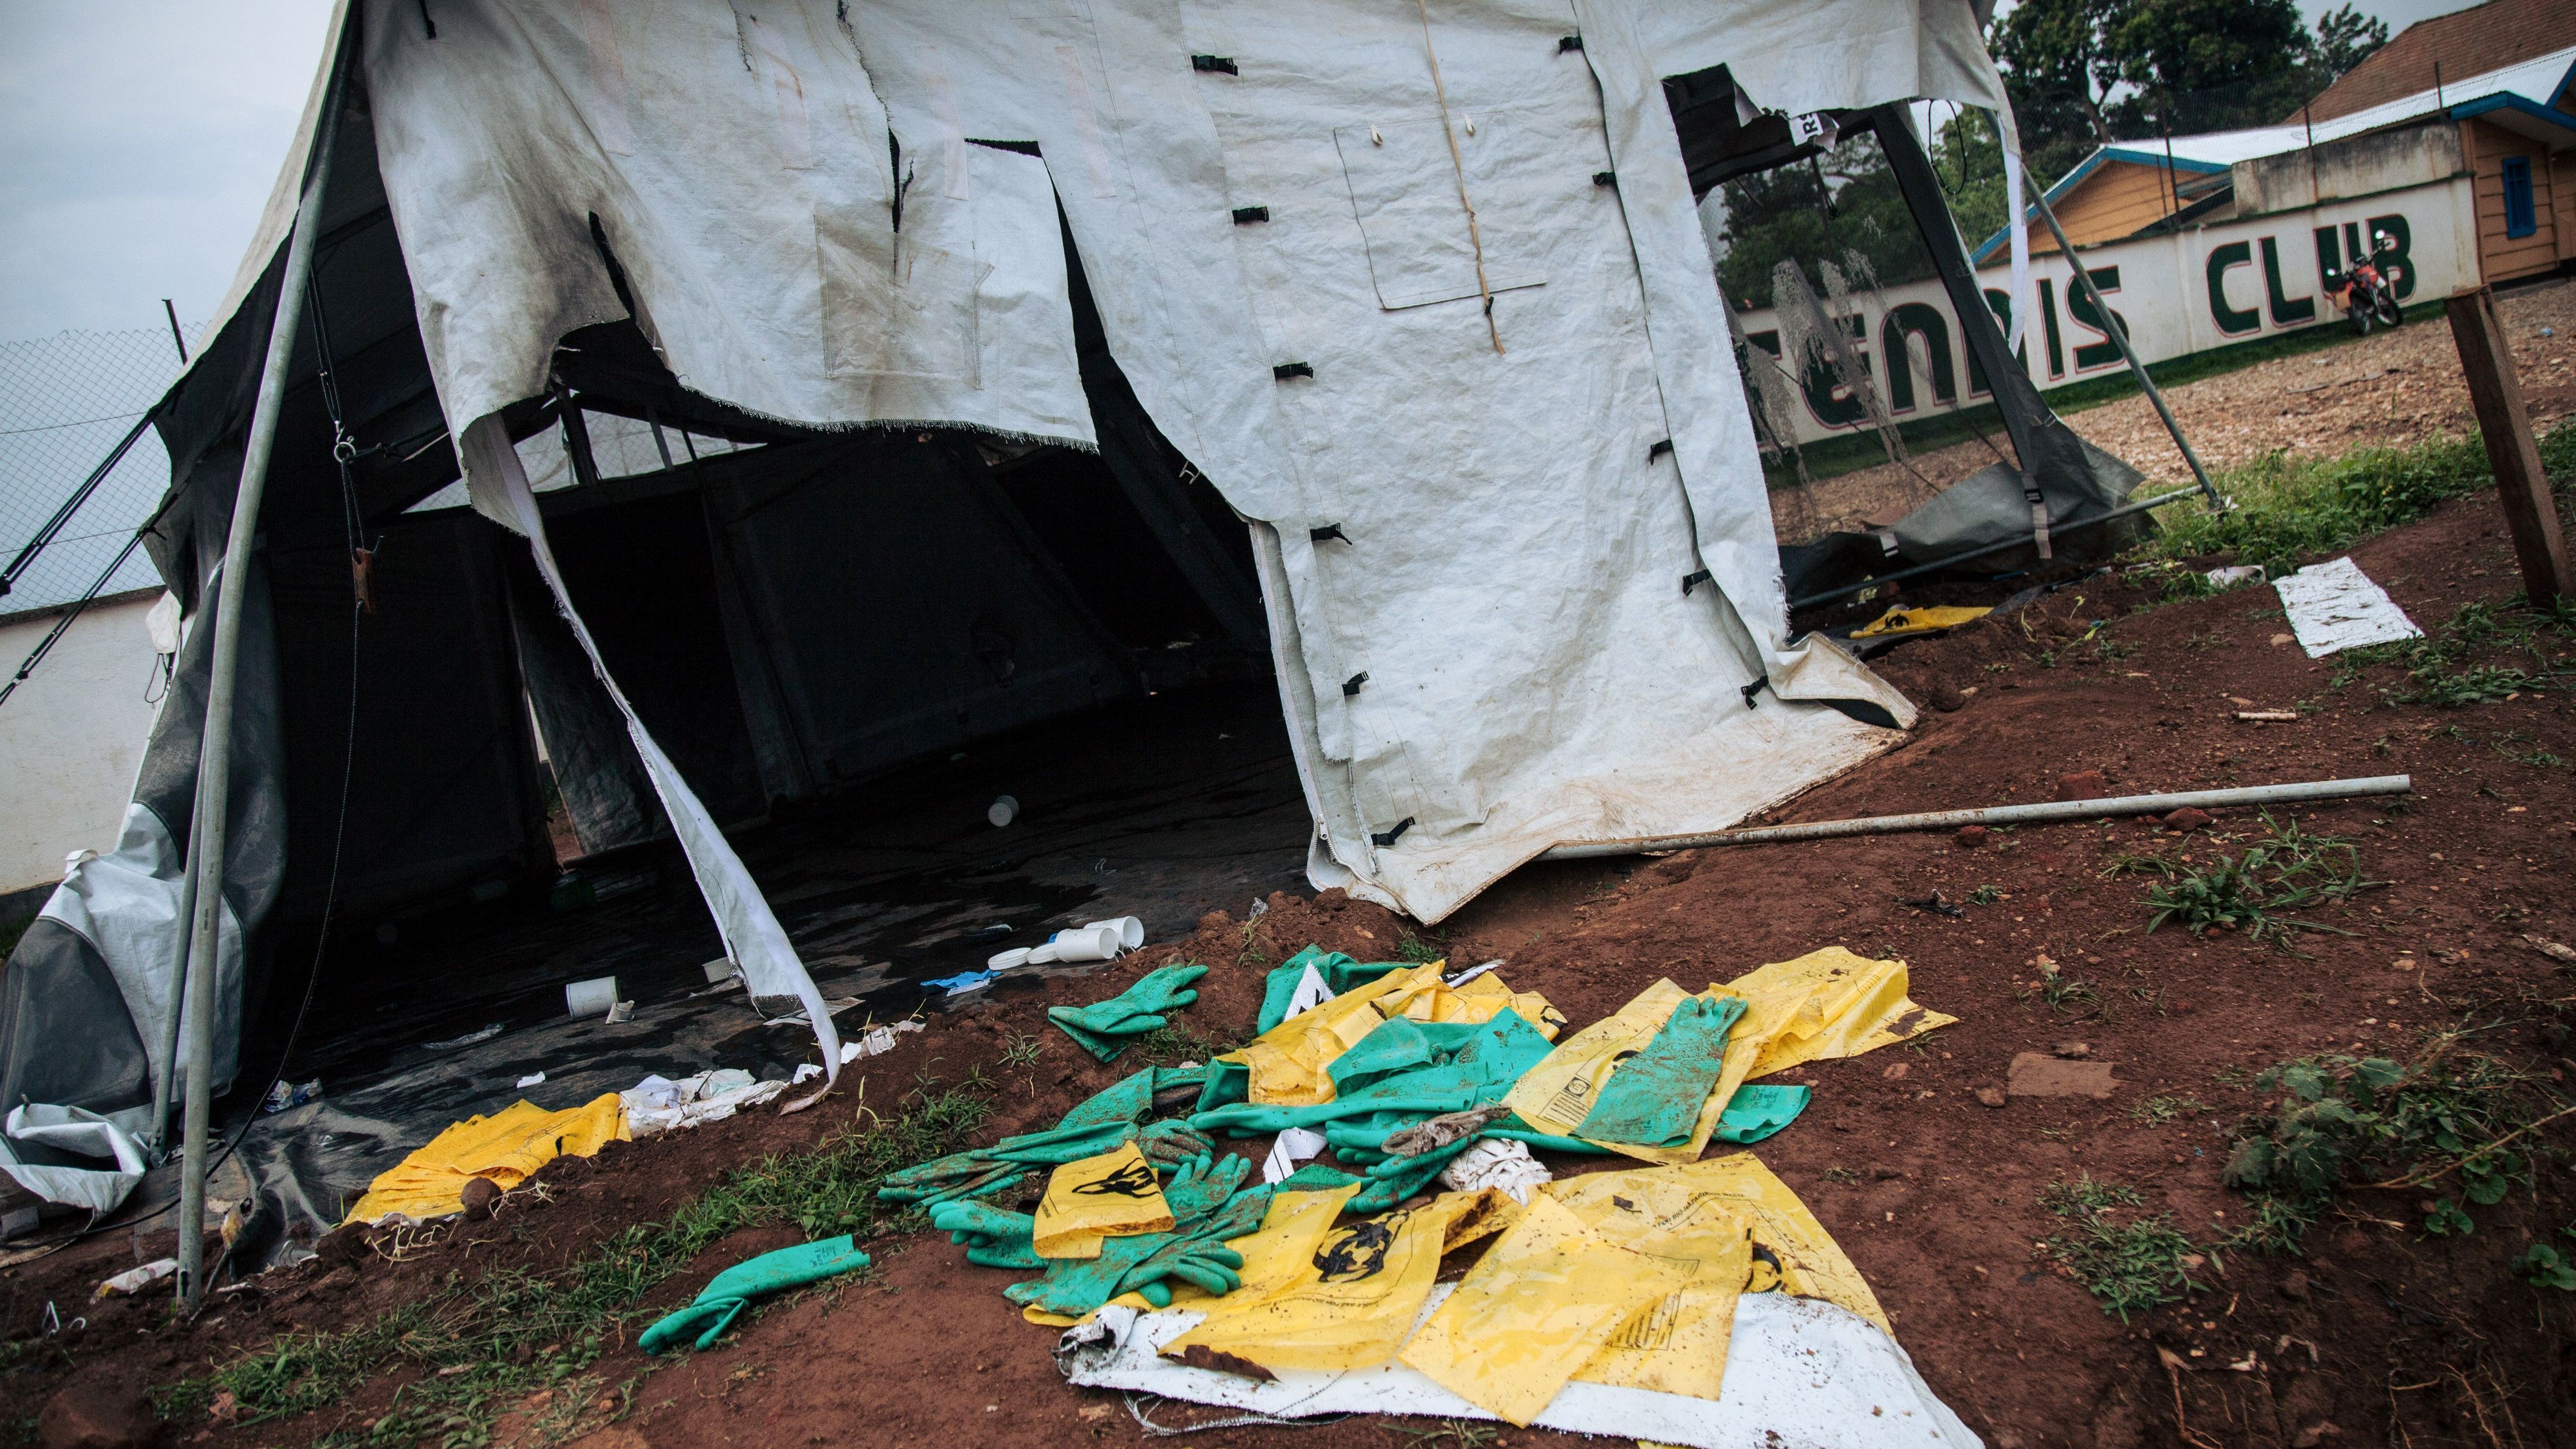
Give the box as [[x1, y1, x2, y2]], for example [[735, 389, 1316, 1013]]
[[1221, 962, 1563, 1107], [1849, 603, 1992, 638], [1507, 947, 1951, 1164], [1032, 1142, 1173, 1260], [1398, 1194, 1695, 1425], [1156, 1186, 1518, 1375], [344, 1094, 628, 1223]]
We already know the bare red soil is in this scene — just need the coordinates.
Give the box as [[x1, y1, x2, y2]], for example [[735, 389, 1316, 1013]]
[[7, 485, 2573, 1449]]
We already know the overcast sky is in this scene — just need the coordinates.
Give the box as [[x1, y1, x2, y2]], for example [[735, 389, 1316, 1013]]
[[0, 0, 2491, 348]]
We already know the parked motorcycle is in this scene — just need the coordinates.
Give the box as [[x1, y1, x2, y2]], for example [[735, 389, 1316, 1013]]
[[2329, 231, 2406, 334]]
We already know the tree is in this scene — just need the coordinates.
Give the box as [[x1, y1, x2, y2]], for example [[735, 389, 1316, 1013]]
[[2307, 4, 2389, 86], [1990, 0, 2127, 184], [2103, 0, 2312, 136], [1709, 132, 1937, 309]]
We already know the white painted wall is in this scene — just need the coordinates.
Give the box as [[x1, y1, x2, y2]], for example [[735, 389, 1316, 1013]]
[[0, 593, 164, 894]]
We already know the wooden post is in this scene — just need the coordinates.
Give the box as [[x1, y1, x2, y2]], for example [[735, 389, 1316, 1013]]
[[2446, 285, 2573, 608]]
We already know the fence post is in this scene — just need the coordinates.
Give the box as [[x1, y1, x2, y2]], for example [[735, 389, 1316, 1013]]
[[2445, 285, 2573, 609]]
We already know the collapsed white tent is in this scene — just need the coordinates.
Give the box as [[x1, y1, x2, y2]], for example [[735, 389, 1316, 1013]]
[[3, 0, 2022, 1212], [346, 0, 2011, 921]]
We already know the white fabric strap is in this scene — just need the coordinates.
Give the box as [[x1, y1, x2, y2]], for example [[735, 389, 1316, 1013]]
[[461, 416, 840, 1097]]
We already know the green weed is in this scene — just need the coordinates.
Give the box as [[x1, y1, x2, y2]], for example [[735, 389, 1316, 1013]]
[[2105, 813, 2372, 948], [1393, 930, 1448, 965], [2514, 1238, 2576, 1290], [2218, 1034, 2553, 1253], [998, 1033, 1044, 1069], [2144, 424, 2576, 581], [1967, 884, 2002, 906], [2132, 1094, 2207, 1126], [2038, 1175, 2203, 1321]]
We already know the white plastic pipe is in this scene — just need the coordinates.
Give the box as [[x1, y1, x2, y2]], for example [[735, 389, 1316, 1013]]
[[1084, 916, 1145, 951], [1538, 775, 2412, 860], [1049, 925, 1124, 964], [177, 55, 345, 1312]]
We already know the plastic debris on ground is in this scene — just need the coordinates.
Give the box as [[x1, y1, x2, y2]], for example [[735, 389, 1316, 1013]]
[[1847, 603, 1992, 639], [839, 1020, 926, 1063], [867, 939, 1970, 1441], [94, 1257, 179, 1300], [345, 1094, 628, 1223], [622, 1069, 791, 1136], [641, 1235, 871, 1355], [2272, 555, 2423, 657], [262, 1079, 323, 1113]]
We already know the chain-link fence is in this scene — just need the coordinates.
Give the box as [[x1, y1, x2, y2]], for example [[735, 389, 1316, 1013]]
[[0, 325, 192, 616]]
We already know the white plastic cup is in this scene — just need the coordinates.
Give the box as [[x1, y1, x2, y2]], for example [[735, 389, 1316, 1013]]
[[1083, 917, 1145, 951], [987, 795, 1020, 828], [1049, 925, 1124, 964], [987, 947, 1034, 972], [565, 976, 619, 1017]]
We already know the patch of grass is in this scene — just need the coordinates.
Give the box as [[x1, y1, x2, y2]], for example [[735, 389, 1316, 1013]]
[[2132, 1094, 2207, 1126], [2041, 1172, 2143, 1215], [2038, 1175, 2203, 1322], [1393, 930, 1447, 965], [998, 1033, 1044, 1069], [2104, 812, 2373, 949], [1127, 1020, 1242, 1067], [160, 1085, 994, 1447], [2331, 598, 2576, 708], [2218, 1033, 2561, 1253], [2143, 421, 2576, 581]]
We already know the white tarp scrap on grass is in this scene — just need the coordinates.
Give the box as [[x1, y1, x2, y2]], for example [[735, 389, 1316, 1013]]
[[1058, 1286, 1982, 1448], [2273, 556, 2424, 658]]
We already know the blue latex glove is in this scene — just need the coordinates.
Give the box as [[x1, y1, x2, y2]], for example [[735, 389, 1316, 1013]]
[[640, 1236, 870, 1355], [1576, 996, 1748, 1147], [1049, 966, 1208, 1061]]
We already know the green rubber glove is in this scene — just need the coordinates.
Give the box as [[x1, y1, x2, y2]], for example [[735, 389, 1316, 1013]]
[[929, 1199, 1048, 1269], [1711, 1083, 1812, 1144], [1575, 996, 1748, 1147], [1049, 965, 1208, 1061], [875, 1151, 1026, 1209], [1255, 946, 1404, 1033], [880, 1068, 1214, 1207], [1344, 1131, 1487, 1214], [639, 1236, 870, 1355], [1002, 1153, 1266, 1316]]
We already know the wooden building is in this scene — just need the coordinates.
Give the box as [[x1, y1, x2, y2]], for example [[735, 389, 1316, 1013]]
[[1983, 6, 2576, 287]]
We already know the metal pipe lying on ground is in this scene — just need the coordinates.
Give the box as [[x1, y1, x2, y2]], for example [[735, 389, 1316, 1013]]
[[1537, 775, 2412, 860]]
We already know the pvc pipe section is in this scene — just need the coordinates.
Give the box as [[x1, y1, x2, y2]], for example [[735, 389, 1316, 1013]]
[[176, 54, 346, 1312], [1536, 775, 2412, 860]]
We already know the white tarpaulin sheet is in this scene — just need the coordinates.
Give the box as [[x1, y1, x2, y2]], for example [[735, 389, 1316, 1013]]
[[2273, 556, 2424, 659], [280, 0, 1993, 920], [1057, 1286, 1981, 1448]]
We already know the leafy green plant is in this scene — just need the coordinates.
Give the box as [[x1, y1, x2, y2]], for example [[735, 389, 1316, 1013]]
[[2218, 1035, 2554, 1252], [2423, 1198, 2474, 1237], [2105, 814, 2372, 947], [1967, 884, 2002, 906], [1393, 930, 1448, 965], [2038, 1175, 2202, 1321], [999, 1032, 1044, 1069], [2514, 1240, 2576, 1289]]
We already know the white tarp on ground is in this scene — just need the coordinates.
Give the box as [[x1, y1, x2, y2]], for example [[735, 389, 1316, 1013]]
[[2273, 556, 2424, 659], [1057, 1287, 1982, 1448], [252, 0, 2010, 921]]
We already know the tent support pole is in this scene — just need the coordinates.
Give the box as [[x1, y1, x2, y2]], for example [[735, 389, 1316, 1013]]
[[2022, 188, 2222, 507], [1538, 775, 2411, 859], [176, 61, 343, 1313]]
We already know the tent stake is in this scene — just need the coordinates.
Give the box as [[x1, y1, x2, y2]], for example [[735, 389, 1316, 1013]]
[[1538, 775, 2411, 859], [176, 54, 345, 1313]]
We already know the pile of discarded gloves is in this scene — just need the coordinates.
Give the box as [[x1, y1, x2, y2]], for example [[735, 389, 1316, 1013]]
[[848, 942, 1962, 1437]]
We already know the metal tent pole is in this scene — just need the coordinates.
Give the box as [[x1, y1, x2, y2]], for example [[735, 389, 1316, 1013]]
[[2023, 187, 2222, 507], [176, 60, 344, 1313], [1538, 776, 2412, 860]]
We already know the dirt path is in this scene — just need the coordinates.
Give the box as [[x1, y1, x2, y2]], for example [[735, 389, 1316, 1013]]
[[7, 489, 2573, 1449], [1779, 277, 2576, 538]]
